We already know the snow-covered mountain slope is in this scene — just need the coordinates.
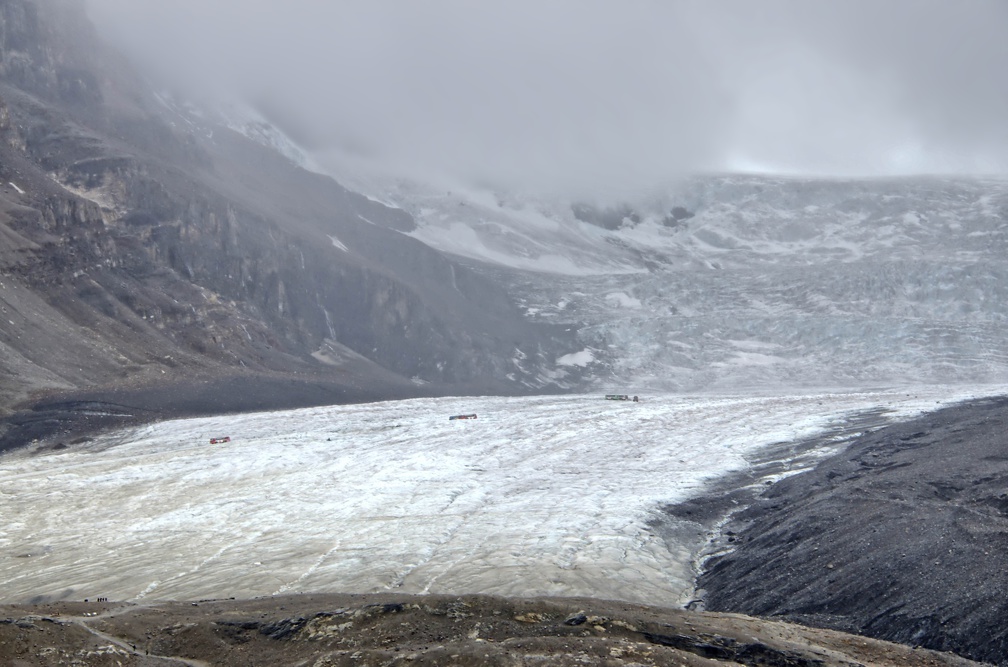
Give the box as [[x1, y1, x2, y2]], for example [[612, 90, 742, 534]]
[[0, 387, 998, 606], [399, 182, 646, 275], [150, 92, 316, 170], [351, 174, 1008, 391], [373, 175, 1008, 272]]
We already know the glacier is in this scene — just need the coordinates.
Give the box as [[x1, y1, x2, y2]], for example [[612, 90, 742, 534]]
[[1, 387, 1002, 606], [380, 174, 1008, 392]]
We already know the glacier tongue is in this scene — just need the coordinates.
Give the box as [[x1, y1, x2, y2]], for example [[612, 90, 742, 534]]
[[0, 388, 1000, 606]]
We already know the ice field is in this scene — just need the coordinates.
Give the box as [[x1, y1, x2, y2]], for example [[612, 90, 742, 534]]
[[398, 175, 1008, 392], [2, 387, 1001, 606]]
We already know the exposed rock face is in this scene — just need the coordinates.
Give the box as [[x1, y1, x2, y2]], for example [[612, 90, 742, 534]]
[[0, 0, 579, 423], [0, 0, 95, 104]]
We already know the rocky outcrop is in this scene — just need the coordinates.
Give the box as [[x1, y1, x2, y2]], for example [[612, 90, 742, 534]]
[[0, 0, 105, 110]]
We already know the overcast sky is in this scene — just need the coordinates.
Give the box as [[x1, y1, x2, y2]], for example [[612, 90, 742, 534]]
[[84, 0, 1008, 197]]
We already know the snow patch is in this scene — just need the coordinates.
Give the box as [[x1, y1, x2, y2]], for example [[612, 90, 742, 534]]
[[329, 235, 349, 252], [556, 349, 595, 367]]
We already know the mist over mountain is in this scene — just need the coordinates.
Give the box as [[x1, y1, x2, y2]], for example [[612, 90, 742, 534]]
[[83, 0, 1008, 198]]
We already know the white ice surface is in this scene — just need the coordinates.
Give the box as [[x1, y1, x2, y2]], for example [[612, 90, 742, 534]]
[[2, 387, 1001, 606], [556, 349, 595, 367], [341, 174, 1008, 391]]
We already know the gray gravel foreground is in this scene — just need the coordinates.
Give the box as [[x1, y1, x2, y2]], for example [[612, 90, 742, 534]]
[[696, 394, 1008, 665]]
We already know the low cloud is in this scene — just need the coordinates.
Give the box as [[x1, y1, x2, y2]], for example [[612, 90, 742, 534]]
[[85, 0, 1008, 196]]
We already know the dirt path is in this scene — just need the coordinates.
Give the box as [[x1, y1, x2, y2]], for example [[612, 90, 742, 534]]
[[65, 613, 209, 667]]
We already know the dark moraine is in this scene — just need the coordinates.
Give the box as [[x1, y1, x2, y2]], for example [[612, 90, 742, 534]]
[[695, 394, 1008, 665]]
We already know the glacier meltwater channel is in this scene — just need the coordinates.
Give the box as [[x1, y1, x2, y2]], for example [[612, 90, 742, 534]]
[[1, 388, 1002, 605]]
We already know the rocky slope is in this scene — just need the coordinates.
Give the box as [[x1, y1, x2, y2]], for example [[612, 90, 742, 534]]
[[0, 0, 579, 443], [694, 395, 1008, 665]]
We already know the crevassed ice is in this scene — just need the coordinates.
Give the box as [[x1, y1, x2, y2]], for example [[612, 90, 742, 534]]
[[0, 387, 999, 605]]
